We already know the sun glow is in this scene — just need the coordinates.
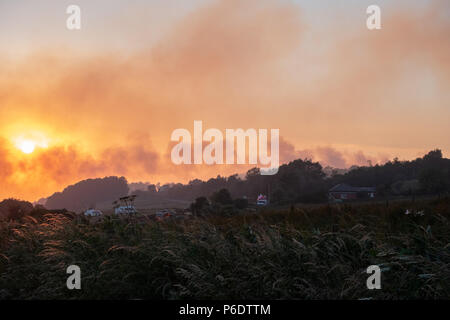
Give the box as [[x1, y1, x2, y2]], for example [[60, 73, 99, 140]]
[[17, 140, 36, 154], [13, 133, 50, 154]]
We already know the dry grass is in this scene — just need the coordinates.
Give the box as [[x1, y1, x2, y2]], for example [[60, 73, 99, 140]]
[[0, 197, 449, 299]]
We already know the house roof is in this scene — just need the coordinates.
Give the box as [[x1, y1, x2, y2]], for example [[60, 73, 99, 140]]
[[329, 184, 376, 193], [257, 194, 267, 200]]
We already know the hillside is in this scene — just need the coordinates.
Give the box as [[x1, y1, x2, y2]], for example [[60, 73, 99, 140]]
[[45, 176, 129, 212]]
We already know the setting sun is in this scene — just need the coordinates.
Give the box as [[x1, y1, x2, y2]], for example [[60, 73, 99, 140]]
[[12, 133, 49, 155], [17, 140, 36, 154]]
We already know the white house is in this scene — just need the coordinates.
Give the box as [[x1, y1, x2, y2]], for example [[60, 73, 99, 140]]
[[84, 209, 103, 217], [257, 194, 268, 206], [113, 195, 138, 215], [114, 206, 138, 215]]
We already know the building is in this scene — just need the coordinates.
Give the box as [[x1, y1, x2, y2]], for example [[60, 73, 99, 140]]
[[113, 195, 138, 215], [329, 184, 376, 201], [84, 209, 102, 217], [257, 194, 268, 206], [114, 206, 138, 215]]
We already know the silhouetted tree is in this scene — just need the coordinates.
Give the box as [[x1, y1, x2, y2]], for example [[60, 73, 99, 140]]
[[234, 198, 248, 209], [210, 189, 233, 205], [190, 196, 209, 215]]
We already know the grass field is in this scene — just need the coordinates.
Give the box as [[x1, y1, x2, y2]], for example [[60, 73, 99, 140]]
[[0, 197, 449, 299]]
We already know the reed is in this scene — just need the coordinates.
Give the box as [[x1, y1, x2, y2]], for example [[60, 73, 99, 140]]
[[0, 197, 449, 299]]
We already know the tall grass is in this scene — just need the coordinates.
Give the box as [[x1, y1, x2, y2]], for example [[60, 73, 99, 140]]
[[0, 198, 449, 299]]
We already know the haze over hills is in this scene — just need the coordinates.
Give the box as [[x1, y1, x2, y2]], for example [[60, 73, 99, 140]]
[[35, 150, 450, 213], [44, 176, 129, 212], [39, 163, 355, 212]]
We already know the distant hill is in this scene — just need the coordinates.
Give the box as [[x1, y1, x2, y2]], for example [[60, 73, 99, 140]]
[[45, 176, 129, 212]]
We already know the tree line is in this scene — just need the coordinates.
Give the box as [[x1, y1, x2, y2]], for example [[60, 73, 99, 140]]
[[1, 149, 449, 218]]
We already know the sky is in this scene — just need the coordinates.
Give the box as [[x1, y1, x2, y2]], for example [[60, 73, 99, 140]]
[[0, 0, 449, 201]]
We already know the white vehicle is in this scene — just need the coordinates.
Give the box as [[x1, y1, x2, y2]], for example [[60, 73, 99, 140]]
[[114, 206, 138, 215], [84, 209, 103, 217]]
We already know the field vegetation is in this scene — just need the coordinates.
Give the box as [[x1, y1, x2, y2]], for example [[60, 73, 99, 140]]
[[1, 197, 449, 299]]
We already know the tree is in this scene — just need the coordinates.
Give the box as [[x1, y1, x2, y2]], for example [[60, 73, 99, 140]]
[[423, 149, 443, 161], [190, 197, 209, 215], [234, 198, 248, 209], [210, 188, 233, 205], [419, 168, 447, 195]]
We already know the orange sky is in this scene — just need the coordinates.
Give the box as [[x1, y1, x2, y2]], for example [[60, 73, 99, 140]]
[[0, 0, 449, 201]]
